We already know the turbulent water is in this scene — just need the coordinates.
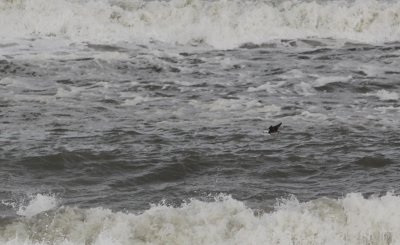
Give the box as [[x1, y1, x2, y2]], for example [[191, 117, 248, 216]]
[[1, 0, 400, 244]]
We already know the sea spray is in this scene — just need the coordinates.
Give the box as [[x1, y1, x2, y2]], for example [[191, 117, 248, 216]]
[[16, 194, 58, 218], [1, 0, 400, 48], [2, 193, 400, 244]]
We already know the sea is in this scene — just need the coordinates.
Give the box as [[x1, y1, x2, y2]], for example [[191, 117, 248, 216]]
[[0, 0, 400, 244]]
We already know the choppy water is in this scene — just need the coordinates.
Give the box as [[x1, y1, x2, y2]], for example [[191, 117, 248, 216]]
[[1, 0, 400, 244]]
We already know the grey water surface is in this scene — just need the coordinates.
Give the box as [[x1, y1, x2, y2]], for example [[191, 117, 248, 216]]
[[1, 39, 399, 214]]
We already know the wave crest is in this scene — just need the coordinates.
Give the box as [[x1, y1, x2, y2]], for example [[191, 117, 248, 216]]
[[2, 193, 400, 244], [1, 0, 400, 48]]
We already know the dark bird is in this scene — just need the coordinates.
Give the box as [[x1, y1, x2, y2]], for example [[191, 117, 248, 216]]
[[268, 122, 282, 134]]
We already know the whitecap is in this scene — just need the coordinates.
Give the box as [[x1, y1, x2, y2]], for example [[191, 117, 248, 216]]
[[2, 0, 400, 48], [375, 90, 399, 101], [16, 193, 58, 218], [3, 193, 400, 244]]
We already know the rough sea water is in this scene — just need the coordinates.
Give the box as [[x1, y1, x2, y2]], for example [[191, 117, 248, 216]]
[[1, 0, 400, 244]]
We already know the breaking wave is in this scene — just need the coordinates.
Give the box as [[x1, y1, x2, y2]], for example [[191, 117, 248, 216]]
[[1, 0, 400, 48], [2, 193, 400, 244]]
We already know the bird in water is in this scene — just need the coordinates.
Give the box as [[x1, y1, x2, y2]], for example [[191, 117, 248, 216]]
[[268, 122, 282, 134]]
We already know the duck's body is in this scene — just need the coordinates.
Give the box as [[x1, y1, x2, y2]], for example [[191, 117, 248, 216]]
[[268, 122, 282, 134]]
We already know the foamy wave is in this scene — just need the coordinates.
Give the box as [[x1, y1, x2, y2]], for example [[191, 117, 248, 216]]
[[1, 0, 400, 48], [2, 193, 400, 244], [312, 75, 352, 87], [16, 194, 59, 218], [375, 89, 399, 101], [366, 89, 399, 101]]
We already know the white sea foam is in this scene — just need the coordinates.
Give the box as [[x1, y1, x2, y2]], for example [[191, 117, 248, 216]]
[[300, 110, 329, 121], [0, 77, 17, 86], [205, 98, 281, 118], [208, 98, 245, 111], [294, 82, 315, 96], [3, 193, 400, 244], [16, 194, 58, 218], [312, 75, 352, 87], [374, 89, 399, 101], [122, 94, 155, 106], [2, 0, 400, 48], [247, 81, 287, 93]]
